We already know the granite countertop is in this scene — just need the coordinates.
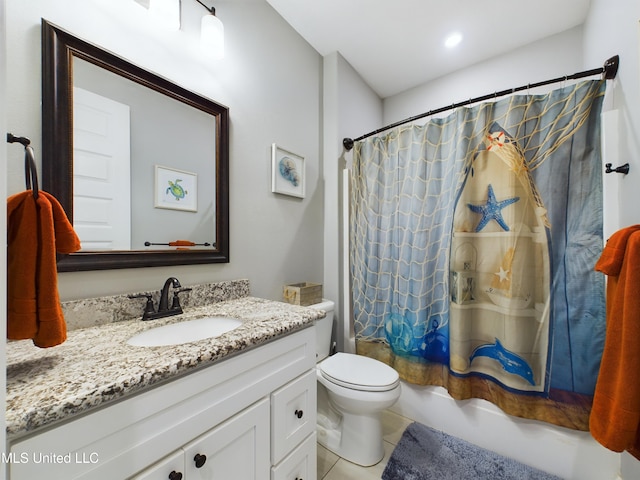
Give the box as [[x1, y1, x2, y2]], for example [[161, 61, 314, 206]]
[[6, 297, 324, 439]]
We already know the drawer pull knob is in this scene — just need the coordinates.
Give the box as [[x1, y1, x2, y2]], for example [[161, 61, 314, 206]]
[[194, 453, 207, 468], [295, 409, 304, 419], [168, 471, 183, 480]]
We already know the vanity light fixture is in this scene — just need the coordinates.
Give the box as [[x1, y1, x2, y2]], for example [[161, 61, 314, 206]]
[[195, 0, 224, 59]]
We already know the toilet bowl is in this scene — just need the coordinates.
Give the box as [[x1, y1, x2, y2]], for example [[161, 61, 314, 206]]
[[311, 300, 401, 466]]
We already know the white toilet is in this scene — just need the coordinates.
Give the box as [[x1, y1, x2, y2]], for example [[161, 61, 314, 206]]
[[311, 299, 401, 466]]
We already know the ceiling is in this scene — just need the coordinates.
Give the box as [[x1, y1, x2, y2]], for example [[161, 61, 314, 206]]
[[264, 0, 592, 98]]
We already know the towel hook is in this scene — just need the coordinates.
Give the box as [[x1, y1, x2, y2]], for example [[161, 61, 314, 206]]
[[6, 132, 30, 147], [605, 163, 630, 175], [7, 132, 39, 198]]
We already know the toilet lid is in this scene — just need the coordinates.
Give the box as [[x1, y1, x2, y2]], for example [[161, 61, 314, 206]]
[[319, 353, 400, 392]]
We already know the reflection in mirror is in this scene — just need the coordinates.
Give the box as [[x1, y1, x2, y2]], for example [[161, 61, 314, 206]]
[[41, 20, 229, 271], [73, 57, 217, 251]]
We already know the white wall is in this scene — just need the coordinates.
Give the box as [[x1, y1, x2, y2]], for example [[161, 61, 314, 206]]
[[383, 26, 585, 125], [583, 0, 640, 241], [5, 0, 324, 302], [583, 2, 640, 478], [323, 52, 382, 352]]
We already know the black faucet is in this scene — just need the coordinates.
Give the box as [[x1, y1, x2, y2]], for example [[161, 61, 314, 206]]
[[128, 277, 191, 320], [159, 277, 181, 312]]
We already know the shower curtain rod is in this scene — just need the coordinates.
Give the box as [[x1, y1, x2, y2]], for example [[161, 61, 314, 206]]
[[342, 55, 619, 151]]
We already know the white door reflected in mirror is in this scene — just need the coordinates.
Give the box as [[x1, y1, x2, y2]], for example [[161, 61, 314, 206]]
[[73, 87, 131, 250]]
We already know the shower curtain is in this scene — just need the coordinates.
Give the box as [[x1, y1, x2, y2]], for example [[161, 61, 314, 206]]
[[350, 80, 606, 430]]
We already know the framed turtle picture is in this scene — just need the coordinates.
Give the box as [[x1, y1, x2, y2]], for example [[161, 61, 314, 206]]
[[154, 165, 198, 212], [271, 144, 305, 198]]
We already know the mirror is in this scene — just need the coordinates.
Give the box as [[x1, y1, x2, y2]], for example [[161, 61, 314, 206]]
[[41, 20, 229, 271]]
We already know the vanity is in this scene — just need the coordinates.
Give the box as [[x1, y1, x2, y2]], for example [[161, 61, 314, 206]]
[[6, 281, 323, 480]]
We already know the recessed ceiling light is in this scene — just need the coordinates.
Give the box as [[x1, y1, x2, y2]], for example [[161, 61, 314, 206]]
[[445, 32, 463, 48]]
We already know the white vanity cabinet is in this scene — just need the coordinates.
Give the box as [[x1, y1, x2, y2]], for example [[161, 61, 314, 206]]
[[182, 398, 270, 479], [133, 398, 270, 480], [129, 450, 184, 480], [8, 327, 316, 480], [271, 433, 317, 480], [270, 370, 317, 480]]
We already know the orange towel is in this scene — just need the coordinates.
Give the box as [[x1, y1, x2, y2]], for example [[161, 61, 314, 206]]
[[590, 225, 640, 459], [7, 190, 81, 348], [169, 240, 196, 246]]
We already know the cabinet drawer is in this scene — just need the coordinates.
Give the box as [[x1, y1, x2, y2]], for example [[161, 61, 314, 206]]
[[129, 450, 184, 480], [271, 433, 317, 480], [271, 370, 316, 465]]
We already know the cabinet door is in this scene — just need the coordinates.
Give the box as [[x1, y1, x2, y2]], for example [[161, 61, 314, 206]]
[[271, 371, 316, 465], [129, 450, 185, 480], [183, 398, 270, 480], [271, 433, 317, 480]]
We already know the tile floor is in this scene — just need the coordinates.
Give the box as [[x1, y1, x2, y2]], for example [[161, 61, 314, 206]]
[[317, 410, 413, 480]]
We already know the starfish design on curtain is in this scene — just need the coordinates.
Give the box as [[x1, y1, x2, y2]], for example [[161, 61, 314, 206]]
[[495, 266, 510, 282], [467, 184, 520, 232]]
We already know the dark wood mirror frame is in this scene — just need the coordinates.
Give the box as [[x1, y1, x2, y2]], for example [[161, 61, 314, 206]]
[[41, 20, 229, 272]]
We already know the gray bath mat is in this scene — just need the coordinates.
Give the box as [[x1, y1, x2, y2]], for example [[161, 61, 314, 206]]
[[382, 422, 563, 480]]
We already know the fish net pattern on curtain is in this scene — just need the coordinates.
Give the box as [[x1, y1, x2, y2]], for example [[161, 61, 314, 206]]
[[350, 80, 606, 430]]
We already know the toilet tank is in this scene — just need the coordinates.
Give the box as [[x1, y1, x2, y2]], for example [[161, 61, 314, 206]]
[[310, 299, 334, 362]]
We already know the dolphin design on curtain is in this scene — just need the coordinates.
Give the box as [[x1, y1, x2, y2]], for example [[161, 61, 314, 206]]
[[350, 80, 606, 430]]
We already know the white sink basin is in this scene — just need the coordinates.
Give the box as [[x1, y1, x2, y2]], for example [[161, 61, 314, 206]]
[[127, 316, 243, 347]]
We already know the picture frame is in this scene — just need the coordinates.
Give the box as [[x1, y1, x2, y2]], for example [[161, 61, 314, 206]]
[[154, 165, 198, 212], [271, 143, 305, 198]]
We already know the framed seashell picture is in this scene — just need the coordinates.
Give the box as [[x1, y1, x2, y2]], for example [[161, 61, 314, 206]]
[[271, 143, 305, 198]]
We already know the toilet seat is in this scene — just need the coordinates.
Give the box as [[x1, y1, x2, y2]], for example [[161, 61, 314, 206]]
[[319, 353, 400, 392]]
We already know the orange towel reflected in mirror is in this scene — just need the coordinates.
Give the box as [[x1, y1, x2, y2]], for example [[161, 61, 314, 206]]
[[169, 240, 196, 247]]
